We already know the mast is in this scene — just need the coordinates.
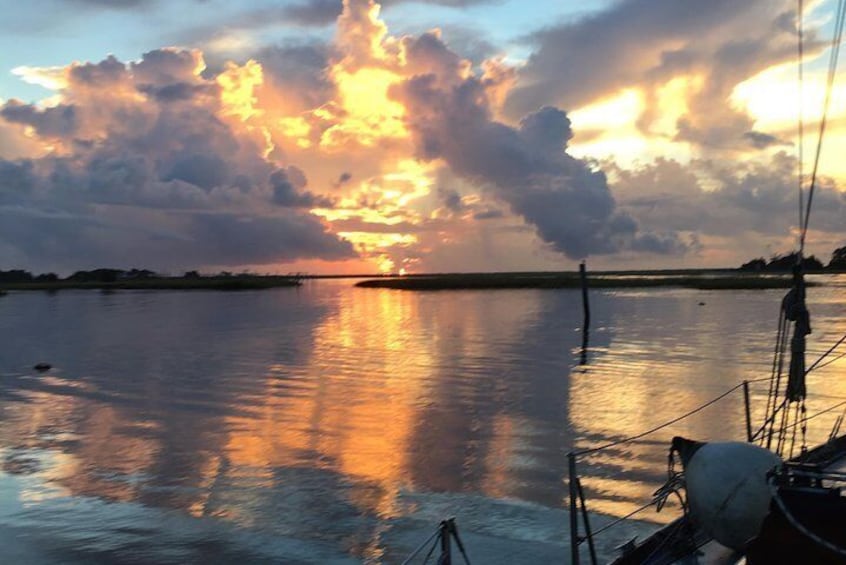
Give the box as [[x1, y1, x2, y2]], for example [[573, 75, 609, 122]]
[[762, 0, 846, 456]]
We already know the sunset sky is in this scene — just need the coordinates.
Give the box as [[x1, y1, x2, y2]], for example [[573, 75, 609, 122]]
[[1, 0, 845, 275]]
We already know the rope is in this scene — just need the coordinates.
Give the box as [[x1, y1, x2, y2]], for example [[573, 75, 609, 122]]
[[764, 309, 787, 433], [579, 500, 656, 540], [798, 0, 805, 244], [766, 315, 792, 449], [800, 0, 846, 253], [807, 331, 846, 373], [401, 528, 442, 565], [779, 399, 846, 432], [641, 519, 691, 565], [812, 350, 846, 372], [572, 383, 746, 457]]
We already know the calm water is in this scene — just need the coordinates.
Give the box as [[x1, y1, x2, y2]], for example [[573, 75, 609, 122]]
[[0, 278, 844, 563]]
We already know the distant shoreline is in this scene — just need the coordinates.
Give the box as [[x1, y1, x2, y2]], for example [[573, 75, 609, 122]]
[[354, 270, 838, 291], [1, 269, 842, 292], [0, 276, 301, 292]]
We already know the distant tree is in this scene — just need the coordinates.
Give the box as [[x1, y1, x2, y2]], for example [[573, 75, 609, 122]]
[[126, 268, 156, 279], [183, 270, 201, 279], [830, 246, 846, 270], [0, 270, 33, 283], [765, 252, 824, 272], [67, 269, 124, 283], [740, 258, 767, 271], [35, 273, 58, 282]]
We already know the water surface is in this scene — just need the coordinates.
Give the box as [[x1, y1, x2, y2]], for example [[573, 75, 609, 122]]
[[1, 278, 844, 562]]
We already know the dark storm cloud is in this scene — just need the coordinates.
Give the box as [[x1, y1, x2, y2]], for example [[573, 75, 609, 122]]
[[0, 204, 353, 272], [0, 101, 78, 138], [137, 82, 215, 102], [395, 33, 686, 259], [163, 153, 231, 190], [332, 172, 352, 189], [184, 211, 353, 265], [438, 186, 463, 212], [611, 154, 846, 239], [270, 167, 334, 208], [254, 43, 337, 110], [282, 0, 343, 26], [506, 0, 815, 150], [68, 55, 127, 86], [473, 209, 503, 220], [743, 131, 788, 149], [0, 160, 36, 205]]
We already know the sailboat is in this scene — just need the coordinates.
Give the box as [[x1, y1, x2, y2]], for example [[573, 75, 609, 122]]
[[599, 2, 846, 563]]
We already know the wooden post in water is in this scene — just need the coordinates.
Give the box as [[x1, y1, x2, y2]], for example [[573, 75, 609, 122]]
[[743, 380, 753, 443], [580, 261, 590, 365], [580, 261, 590, 331], [568, 452, 580, 565]]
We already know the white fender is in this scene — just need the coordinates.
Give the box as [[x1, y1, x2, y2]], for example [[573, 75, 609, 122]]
[[678, 439, 782, 550]]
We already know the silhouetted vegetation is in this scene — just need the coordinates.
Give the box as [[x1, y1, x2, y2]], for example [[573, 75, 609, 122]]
[[831, 246, 846, 270], [740, 251, 830, 272], [356, 272, 806, 291], [0, 268, 301, 291]]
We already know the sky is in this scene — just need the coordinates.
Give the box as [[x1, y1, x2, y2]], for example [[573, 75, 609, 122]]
[[1, 0, 845, 275]]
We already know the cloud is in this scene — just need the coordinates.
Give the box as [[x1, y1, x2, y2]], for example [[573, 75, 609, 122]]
[[63, 0, 156, 8], [743, 130, 789, 149], [270, 167, 334, 207], [611, 153, 846, 240], [394, 36, 687, 259], [0, 48, 355, 271], [473, 209, 503, 220], [0, 101, 78, 138], [7, 0, 832, 273], [283, 0, 344, 26], [505, 0, 818, 150]]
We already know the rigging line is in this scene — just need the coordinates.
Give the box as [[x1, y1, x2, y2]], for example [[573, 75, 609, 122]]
[[806, 331, 846, 373], [798, 0, 805, 245], [767, 317, 792, 449], [789, 400, 802, 459], [754, 396, 790, 443], [572, 383, 744, 457], [779, 399, 846, 432], [801, 0, 846, 252], [765, 311, 788, 438], [579, 500, 657, 540], [811, 349, 846, 371]]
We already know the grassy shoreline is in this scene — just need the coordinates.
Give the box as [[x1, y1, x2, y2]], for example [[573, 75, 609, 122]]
[[0, 276, 301, 292], [355, 271, 828, 291]]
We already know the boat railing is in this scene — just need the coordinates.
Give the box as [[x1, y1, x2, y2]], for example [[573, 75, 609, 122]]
[[566, 377, 846, 565]]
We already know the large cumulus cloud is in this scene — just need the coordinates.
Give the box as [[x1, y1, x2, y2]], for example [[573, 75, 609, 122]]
[[394, 32, 686, 259], [506, 0, 814, 150], [0, 48, 354, 272]]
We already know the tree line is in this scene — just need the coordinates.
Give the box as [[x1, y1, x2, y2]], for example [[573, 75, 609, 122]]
[[0, 268, 263, 284], [740, 246, 846, 272]]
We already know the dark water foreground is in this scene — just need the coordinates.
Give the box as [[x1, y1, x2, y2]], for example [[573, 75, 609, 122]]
[[0, 278, 844, 563]]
